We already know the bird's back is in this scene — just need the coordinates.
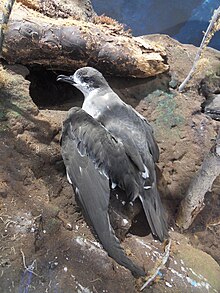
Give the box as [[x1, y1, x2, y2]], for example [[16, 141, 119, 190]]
[[83, 90, 168, 241], [83, 89, 159, 164], [58, 67, 168, 275]]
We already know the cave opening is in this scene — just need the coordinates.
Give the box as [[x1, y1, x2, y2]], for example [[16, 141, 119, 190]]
[[25, 65, 173, 116], [26, 66, 84, 111]]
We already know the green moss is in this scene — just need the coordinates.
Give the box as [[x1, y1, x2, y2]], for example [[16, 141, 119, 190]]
[[145, 90, 184, 139], [0, 92, 28, 119], [178, 245, 220, 292], [1, 104, 21, 119], [156, 94, 184, 128], [0, 123, 9, 132], [0, 110, 7, 121], [45, 218, 61, 235]]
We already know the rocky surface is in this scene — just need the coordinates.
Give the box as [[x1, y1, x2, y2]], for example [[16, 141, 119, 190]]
[[0, 35, 220, 292]]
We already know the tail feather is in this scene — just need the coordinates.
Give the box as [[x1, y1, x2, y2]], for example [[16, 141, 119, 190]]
[[139, 185, 168, 242]]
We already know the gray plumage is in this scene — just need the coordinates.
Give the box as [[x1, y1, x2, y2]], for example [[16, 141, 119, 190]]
[[57, 67, 168, 277]]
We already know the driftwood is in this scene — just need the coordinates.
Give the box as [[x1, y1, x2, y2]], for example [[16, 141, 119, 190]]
[[140, 239, 171, 291], [176, 132, 220, 230], [1, 2, 169, 78], [179, 6, 220, 92], [16, 0, 96, 21]]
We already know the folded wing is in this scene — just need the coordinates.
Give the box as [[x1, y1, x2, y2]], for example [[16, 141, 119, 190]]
[[61, 107, 145, 277]]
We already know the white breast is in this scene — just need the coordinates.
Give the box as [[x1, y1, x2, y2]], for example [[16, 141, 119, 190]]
[[82, 89, 101, 119], [82, 89, 121, 119]]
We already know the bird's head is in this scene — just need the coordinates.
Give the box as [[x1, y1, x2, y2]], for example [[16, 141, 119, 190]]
[[57, 67, 109, 96]]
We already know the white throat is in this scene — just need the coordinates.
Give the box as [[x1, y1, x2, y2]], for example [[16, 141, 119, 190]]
[[82, 88, 105, 119], [82, 87, 122, 119]]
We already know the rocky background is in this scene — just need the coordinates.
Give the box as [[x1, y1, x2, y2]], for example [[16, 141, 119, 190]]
[[0, 1, 220, 293], [92, 0, 220, 49]]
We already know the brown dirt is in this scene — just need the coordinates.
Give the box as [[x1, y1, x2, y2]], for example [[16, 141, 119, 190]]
[[0, 35, 220, 292]]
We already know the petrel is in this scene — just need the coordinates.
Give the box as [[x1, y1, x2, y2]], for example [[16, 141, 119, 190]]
[[57, 67, 168, 277]]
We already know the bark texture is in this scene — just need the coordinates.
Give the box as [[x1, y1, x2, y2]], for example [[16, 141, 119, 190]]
[[16, 0, 96, 21], [176, 134, 220, 230], [1, 2, 169, 78]]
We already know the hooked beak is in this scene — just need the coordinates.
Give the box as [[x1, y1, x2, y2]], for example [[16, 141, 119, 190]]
[[56, 74, 75, 85]]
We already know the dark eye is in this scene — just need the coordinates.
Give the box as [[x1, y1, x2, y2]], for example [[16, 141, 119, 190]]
[[83, 77, 90, 83]]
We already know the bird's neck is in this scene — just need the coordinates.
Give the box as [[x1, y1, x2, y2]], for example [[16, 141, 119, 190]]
[[82, 87, 120, 119], [82, 87, 101, 99]]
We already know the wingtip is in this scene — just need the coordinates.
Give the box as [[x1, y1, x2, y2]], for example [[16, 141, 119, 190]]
[[139, 189, 168, 243]]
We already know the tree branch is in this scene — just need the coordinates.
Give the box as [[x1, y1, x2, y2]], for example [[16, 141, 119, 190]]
[[178, 6, 220, 92], [176, 131, 220, 230]]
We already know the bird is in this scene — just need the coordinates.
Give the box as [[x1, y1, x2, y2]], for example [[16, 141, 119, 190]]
[[57, 67, 168, 277]]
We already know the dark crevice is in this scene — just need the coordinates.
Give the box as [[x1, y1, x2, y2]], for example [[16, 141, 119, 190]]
[[199, 74, 220, 121], [26, 66, 171, 111], [26, 66, 84, 110]]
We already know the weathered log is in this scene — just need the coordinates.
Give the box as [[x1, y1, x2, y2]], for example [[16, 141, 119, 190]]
[[176, 131, 220, 230], [1, 3, 169, 78], [16, 0, 96, 21]]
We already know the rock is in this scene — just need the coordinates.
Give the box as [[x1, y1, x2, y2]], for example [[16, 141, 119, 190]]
[[176, 246, 220, 292], [0, 34, 220, 293], [0, 181, 8, 198], [199, 74, 220, 98], [204, 94, 220, 120], [4, 64, 30, 78], [144, 34, 220, 88]]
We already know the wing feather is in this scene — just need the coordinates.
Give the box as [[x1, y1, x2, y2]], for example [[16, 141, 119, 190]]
[[95, 102, 168, 240], [61, 107, 145, 277]]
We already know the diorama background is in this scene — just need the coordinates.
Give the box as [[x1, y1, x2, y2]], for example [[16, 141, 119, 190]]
[[92, 0, 220, 50]]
